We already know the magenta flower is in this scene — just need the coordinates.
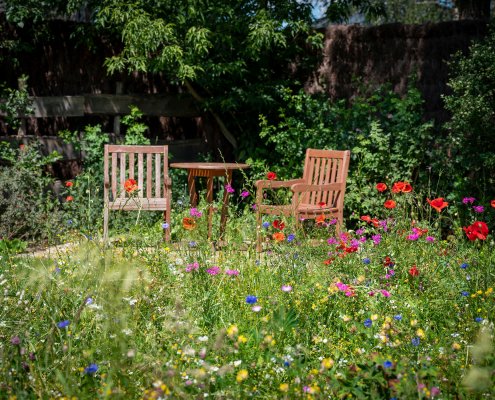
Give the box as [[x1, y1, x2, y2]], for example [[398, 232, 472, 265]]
[[380, 290, 391, 297], [462, 197, 476, 204], [473, 205, 484, 213], [425, 236, 435, 242], [407, 233, 419, 241], [225, 269, 239, 276], [327, 237, 338, 245], [225, 184, 235, 194], [372, 234, 382, 245], [206, 266, 220, 275], [240, 190, 249, 198], [281, 285, 293, 292], [190, 208, 202, 218], [185, 262, 199, 272]]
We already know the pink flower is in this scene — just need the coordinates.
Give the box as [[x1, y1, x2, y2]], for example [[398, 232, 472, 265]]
[[225, 269, 239, 276], [473, 205, 484, 213], [206, 266, 220, 275], [327, 237, 338, 245], [185, 262, 199, 272], [380, 290, 391, 297], [281, 285, 293, 292], [251, 305, 262, 312], [225, 184, 235, 194], [407, 233, 419, 241], [462, 197, 476, 204], [240, 190, 249, 198], [336, 282, 348, 291], [425, 236, 435, 242]]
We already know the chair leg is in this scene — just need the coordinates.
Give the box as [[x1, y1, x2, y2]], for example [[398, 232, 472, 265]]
[[256, 209, 262, 252], [103, 206, 109, 242], [164, 209, 171, 242]]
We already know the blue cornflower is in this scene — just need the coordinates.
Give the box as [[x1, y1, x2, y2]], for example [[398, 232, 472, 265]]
[[162, 223, 169, 229], [85, 297, 93, 305], [262, 222, 270, 229], [287, 234, 295, 243], [188, 241, 197, 247], [57, 320, 70, 328], [245, 295, 258, 304], [461, 291, 469, 297], [394, 315, 402, 321], [362, 258, 371, 265], [383, 360, 393, 368], [411, 337, 420, 346], [475, 317, 483, 323], [84, 363, 98, 375], [67, 219, 73, 226], [364, 318, 372, 328], [283, 361, 291, 367], [460, 263, 468, 269]]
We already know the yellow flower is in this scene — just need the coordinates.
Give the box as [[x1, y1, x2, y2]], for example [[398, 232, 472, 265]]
[[416, 328, 425, 338], [356, 275, 365, 284], [342, 315, 351, 322], [238, 335, 248, 344], [410, 319, 418, 327], [321, 358, 334, 369], [279, 383, 289, 392], [227, 325, 238, 338], [236, 369, 248, 383], [452, 342, 461, 350], [371, 314, 378, 321]]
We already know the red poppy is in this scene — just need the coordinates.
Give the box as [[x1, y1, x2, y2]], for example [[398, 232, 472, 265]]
[[384, 200, 396, 209], [371, 218, 380, 227], [272, 232, 285, 242], [323, 258, 334, 265], [267, 171, 277, 180], [491, 200, 495, 208], [391, 182, 405, 193], [409, 265, 419, 277], [65, 181, 73, 188], [376, 183, 387, 192], [402, 182, 412, 193], [66, 195, 74, 202], [318, 201, 327, 207], [463, 221, 489, 241], [182, 217, 196, 230], [272, 220, 285, 230], [427, 198, 448, 212], [315, 214, 326, 225], [383, 256, 394, 267], [124, 178, 138, 193], [360, 215, 371, 223]]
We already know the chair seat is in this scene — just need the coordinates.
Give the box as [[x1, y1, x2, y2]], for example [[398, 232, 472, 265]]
[[259, 203, 339, 216], [109, 197, 168, 211]]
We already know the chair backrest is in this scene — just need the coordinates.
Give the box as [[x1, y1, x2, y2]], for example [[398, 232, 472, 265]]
[[301, 148, 350, 208], [103, 144, 169, 210]]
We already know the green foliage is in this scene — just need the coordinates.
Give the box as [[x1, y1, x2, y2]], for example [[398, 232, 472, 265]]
[[258, 82, 433, 218], [122, 105, 150, 145], [0, 238, 28, 255], [442, 23, 495, 199], [0, 142, 63, 242], [0, 75, 33, 130]]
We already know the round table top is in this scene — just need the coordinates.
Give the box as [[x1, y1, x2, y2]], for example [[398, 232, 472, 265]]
[[170, 162, 250, 170]]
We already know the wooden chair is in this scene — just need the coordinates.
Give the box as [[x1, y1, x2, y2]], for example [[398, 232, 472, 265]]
[[255, 149, 350, 251], [103, 145, 171, 241]]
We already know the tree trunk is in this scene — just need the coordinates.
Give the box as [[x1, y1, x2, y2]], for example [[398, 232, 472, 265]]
[[456, 0, 491, 19]]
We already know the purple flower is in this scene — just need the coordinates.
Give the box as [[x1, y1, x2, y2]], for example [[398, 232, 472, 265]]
[[262, 222, 270, 229], [281, 285, 293, 292], [475, 317, 483, 322], [362, 258, 371, 265], [225, 184, 235, 194], [461, 291, 469, 296], [329, 218, 337, 225], [383, 360, 393, 368], [240, 190, 250, 198], [84, 363, 98, 375], [206, 266, 220, 275], [425, 236, 435, 242], [287, 234, 295, 243], [57, 320, 70, 329], [407, 233, 419, 241], [411, 337, 420, 346], [85, 297, 93, 305], [473, 205, 484, 213], [190, 208, 202, 218], [460, 263, 468, 269], [371, 234, 382, 245], [10, 336, 21, 345], [225, 269, 239, 276], [327, 237, 338, 245], [462, 197, 476, 204], [185, 262, 199, 272], [394, 314, 402, 321], [380, 289, 391, 297], [245, 295, 258, 304], [364, 318, 372, 328], [355, 228, 365, 235], [162, 223, 169, 229]]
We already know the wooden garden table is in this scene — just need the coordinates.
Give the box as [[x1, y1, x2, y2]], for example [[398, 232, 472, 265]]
[[170, 162, 250, 239]]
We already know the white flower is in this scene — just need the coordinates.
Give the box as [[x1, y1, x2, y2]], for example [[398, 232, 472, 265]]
[[233, 360, 242, 367], [198, 335, 209, 342]]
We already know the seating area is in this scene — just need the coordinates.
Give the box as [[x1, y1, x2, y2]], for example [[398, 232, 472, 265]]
[[102, 145, 351, 249]]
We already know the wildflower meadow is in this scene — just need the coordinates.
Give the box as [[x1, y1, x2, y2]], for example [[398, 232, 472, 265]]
[[0, 178, 494, 399]]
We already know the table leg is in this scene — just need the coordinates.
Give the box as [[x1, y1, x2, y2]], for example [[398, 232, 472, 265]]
[[207, 175, 214, 239], [220, 171, 232, 239], [187, 170, 197, 206]]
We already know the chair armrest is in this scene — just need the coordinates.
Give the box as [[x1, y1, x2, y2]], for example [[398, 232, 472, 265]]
[[164, 177, 172, 186], [255, 179, 304, 189], [291, 182, 344, 192]]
